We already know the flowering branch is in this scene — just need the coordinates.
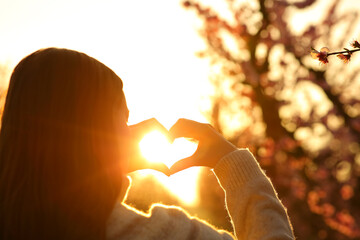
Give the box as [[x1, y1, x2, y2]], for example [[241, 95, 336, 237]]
[[311, 40, 360, 64]]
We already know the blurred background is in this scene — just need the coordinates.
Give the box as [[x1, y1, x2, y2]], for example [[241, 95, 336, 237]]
[[1, 0, 360, 239]]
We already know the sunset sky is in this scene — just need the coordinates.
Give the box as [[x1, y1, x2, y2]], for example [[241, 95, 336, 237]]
[[1, 0, 359, 206], [0, 0, 218, 205], [0, 0, 214, 126], [1, 0, 359, 130]]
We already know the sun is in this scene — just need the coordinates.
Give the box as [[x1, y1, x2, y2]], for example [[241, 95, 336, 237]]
[[139, 130, 198, 169], [139, 130, 200, 205], [139, 131, 173, 167]]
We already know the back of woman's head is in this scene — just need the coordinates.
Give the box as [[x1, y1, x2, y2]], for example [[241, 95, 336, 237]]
[[0, 48, 127, 239]]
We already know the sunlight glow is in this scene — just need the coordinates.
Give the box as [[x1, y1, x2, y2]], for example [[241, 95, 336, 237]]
[[139, 130, 200, 205], [140, 131, 172, 167], [139, 130, 198, 169], [164, 168, 201, 206], [0, 0, 212, 208]]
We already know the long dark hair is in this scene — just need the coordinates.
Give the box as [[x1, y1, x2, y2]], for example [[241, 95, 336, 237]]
[[0, 48, 128, 239]]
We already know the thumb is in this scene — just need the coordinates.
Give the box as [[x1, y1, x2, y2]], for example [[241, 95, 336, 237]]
[[149, 162, 171, 176], [169, 155, 198, 175], [131, 162, 170, 176]]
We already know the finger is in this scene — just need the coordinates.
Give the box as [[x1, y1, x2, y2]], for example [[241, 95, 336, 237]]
[[169, 118, 207, 140], [169, 155, 198, 175], [130, 118, 169, 140], [145, 162, 170, 176], [130, 118, 166, 135]]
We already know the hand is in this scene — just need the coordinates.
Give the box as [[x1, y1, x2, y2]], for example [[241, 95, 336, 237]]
[[169, 118, 237, 175], [126, 118, 170, 176]]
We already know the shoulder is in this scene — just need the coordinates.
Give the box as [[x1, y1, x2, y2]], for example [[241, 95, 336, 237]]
[[151, 204, 234, 240], [107, 202, 234, 240], [149, 203, 191, 221]]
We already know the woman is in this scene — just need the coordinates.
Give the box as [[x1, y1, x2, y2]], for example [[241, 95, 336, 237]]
[[0, 48, 294, 239]]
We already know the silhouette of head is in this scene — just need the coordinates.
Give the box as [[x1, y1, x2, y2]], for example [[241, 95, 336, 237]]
[[0, 48, 129, 239]]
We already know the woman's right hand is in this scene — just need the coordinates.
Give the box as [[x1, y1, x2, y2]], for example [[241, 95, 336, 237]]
[[169, 118, 237, 175]]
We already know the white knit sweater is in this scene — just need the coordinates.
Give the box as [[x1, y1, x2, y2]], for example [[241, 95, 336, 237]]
[[106, 149, 295, 240]]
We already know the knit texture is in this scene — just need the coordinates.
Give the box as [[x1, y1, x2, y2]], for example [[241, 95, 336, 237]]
[[106, 149, 295, 240]]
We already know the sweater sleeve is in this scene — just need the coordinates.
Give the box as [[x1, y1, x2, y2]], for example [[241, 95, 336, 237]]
[[107, 201, 235, 240], [213, 149, 295, 240]]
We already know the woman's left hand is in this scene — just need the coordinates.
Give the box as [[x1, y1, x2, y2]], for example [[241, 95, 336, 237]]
[[125, 118, 170, 176]]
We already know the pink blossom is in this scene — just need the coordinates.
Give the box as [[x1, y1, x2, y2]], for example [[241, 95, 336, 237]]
[[351, 40, 360, 48], [337, 53, 351, 63], [311, 47, 329, 64]]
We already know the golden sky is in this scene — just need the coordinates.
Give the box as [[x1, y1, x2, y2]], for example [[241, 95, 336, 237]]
[[0, 0, 215, 126], [0, 0, 217, 205], [3, 0, 359, 206]]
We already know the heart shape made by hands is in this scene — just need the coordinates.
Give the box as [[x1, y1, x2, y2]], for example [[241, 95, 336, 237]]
[[139, 130, 198, 169]]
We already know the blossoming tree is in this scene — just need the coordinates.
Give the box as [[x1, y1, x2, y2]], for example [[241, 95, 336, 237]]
[[183, 0, 360, 239], [311, 40, 360, 64]]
